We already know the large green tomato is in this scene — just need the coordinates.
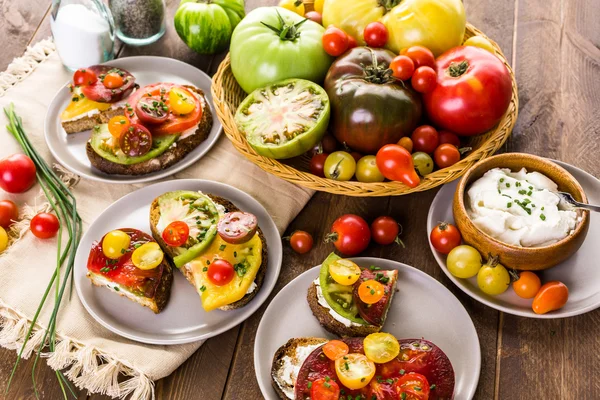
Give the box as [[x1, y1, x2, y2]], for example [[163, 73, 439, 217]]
[[322, 0, 466, 57], [174, 0, 245, 55], [230, 7, 334, 93]]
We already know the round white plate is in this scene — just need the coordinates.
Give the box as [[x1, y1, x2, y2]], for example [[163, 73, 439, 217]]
[[45, 56, 222, 184], [255, 258, 481, 400], [428, 160, 600, 319], [74, 179, 282, 345]]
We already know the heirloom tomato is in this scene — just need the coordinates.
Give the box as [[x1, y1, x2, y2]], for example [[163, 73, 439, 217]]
[[174, 0, 245, 55], [532, 281, 569, 314], [324, 47, 422, 154], [322, 0, 466, 56], [278, 0, 305, 16], [376, 145, 420, 188], [230, 7, 333, 93], [424, 46, 513, 136]]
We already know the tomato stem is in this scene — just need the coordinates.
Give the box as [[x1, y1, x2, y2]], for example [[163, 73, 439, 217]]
[[363, 49, 395, 84], [324, 232, 338, 243], [486, 253, 500, 268], [261, 10, 308, 41], [459, 146, 472, 155], [448, 60, 470, 77], [379, 0, 401, 12]]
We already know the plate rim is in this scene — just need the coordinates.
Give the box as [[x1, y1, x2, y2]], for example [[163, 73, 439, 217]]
[[427, 159, 600, 319], [44, 55, 223, 185], [254, 257, 481, 400], [74, 178, 282, 345]]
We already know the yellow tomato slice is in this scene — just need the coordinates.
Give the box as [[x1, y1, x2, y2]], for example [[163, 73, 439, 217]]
[[358, 279, 385, 304], [131, 242, 164, 270], [363, 333, 400, 364], [0, 227, 8, 253], [334, 353, 375, 390], [329, 259, 361, 285], [107, 116, 130, 139], [169, 87, 196, 115], [102, 230, 131, 259]]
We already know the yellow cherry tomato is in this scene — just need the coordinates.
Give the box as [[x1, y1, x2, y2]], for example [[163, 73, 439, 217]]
[[168, 87, 196, 115], [356, 156, 385, 183], [464, 36, 496, 54], [102, 230, 131, 259], [358, 279, 385, 304], [0, 226, 8, 253], [131, 242, 164, 270], [329, 259, 362, 285], [107, 115, 130, 139], [313, 0, 324, 13], [334, 353, 376, 390], [363, 333, 400, 364], [279, 0, 305, 16]]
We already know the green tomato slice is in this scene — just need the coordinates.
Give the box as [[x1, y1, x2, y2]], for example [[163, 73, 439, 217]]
[[235, 79, 330, 159], [319, 252, 367, 325]]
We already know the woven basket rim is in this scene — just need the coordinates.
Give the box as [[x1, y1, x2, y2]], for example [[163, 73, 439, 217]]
[[212, 23, 519, 197]]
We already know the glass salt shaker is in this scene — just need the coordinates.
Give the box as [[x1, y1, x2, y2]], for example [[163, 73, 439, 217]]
[[109, 0, 167, 46], [50, 0, 115, 71]]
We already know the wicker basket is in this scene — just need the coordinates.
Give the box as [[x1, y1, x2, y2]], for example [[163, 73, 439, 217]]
[[212, 23, 519, 197]]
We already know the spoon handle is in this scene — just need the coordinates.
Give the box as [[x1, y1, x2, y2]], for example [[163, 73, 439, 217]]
[[573, 202, 600, 213]]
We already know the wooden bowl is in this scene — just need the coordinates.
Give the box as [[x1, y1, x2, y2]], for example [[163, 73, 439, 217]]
[[452, 153, 590, 271]]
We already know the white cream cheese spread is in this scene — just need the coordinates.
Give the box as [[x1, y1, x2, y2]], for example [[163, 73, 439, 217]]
[[313, 278, 363, 328]]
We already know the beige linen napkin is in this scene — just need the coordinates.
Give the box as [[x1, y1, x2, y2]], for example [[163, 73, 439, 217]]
[[0, 40, 313, 399]]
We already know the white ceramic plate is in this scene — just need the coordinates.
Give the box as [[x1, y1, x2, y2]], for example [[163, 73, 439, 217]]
[[44, 56, 222, 184], [428, 160, 600, 319], [255, 258, 481, 400], [74, 179, 282, 344]]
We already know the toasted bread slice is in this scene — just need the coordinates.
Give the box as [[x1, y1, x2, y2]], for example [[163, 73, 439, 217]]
[[149, 194, 268, 311], [271, 337, 328, 400], [86, 85, 212, 176], [63, 107, 126, 134]]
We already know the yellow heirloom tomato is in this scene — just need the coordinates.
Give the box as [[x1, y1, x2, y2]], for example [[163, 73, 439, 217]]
[[278, 0, 305, 16]]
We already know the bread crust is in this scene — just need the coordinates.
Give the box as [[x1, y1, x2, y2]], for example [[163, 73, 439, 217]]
[[149, 193, 268, 311], [63, 107, 125, 134], [86, 85, 212, 176]]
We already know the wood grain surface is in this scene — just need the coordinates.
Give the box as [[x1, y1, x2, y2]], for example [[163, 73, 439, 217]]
[[0, 0, 598, 399]]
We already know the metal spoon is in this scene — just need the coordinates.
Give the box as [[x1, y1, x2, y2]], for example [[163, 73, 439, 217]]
[[554, 191, 600, 213]]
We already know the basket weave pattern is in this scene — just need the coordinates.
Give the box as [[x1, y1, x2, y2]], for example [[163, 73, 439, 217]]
[[212, 24, 519, 196]]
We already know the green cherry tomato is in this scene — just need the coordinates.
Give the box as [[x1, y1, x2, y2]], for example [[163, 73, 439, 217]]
[[324, 151, 356, 181], [412, 152, 434, 176], [477, 257, 510, 295], [446, 245, 482, 278], [356, 155, 385, 183]]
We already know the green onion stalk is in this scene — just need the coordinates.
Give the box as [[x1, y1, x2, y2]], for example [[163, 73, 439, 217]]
[[4, 104, 81, 399]]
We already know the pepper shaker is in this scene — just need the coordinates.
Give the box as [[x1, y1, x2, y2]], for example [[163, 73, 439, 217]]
[[109, 0, 166, 46]]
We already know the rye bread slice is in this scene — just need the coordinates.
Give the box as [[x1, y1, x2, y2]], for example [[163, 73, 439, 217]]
[[63, 107, 125, 134], [86, 85, 212, 176], [149, 193, 268, 311], [271, 337, 328, 400]]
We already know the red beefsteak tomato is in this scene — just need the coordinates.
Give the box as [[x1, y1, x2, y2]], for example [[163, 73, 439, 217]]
[[424, 46, 512, 136], [324, 47, 422, 154]]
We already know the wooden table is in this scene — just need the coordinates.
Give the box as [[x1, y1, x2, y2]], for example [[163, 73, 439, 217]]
[[1, 0, 599, 398]]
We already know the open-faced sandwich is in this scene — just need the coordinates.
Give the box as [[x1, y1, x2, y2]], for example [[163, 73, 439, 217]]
[[272, 333, 455, 400], [149, 191, 267, 312], [61, 66, 137, 134], [86, 82, 213, 176], [308, 253, 398, 337], [86, 228, 173, 313]]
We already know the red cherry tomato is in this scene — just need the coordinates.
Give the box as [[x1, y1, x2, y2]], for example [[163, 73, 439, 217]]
[[394, 372, 430, 399], [0, 200, 18, 229], [322, 26, 349, 57], [135, 97, 169, 125], [404, 46, 435, 69], [217, 212, 258, 244], [434, 143, 461, 168], [347, 34, 358, 49], [327, 214, 371, 256], [411, 125, 439, 154], [411, 66, 437, 94], [119, 124, 153, 157], [310, 377, 340, 400], [371, 216, 401, 245], [305, 11, 322, 25], [321, 134, 339, 153], [206, 259, 235, 286], [73, 68, 98, 86], [0, 154, 36, 194], [390, 55, 415, 81], [289, 230, 314, 254], [310, 153, 329, 177], [438, 130, 461, 147], [102, 72, 125, 89], [363, 22, 388, 48], [161, 221, 190, 247], [30, 212, 59, 239], [375, 144, 420, 188], [430, 222, 462, 254]]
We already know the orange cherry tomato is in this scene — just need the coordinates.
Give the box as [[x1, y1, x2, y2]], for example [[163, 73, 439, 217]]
[[397, 137, 414, 153], [376, 144, 420, 188], [102, 72, 125, 89], [532, 281, 569, 314], [512, 271, 542, 299], [161, 221, 190, 247], [358, 279, 385, 304], [310, 377, 340, 400], [107, 115, 130, 139], [322, 340, 349, 361]]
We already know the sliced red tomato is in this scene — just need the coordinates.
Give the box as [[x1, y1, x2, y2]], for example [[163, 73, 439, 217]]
[[162, 221, 190, 247], [125, 83, 202, 135], [81, 65, 136, 103], [119, 124, 152, 157], [217, 212, 258, 244], [135, 96, 169, 124], [394, 372, 430, 400], [311, 377, 340, 400]]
